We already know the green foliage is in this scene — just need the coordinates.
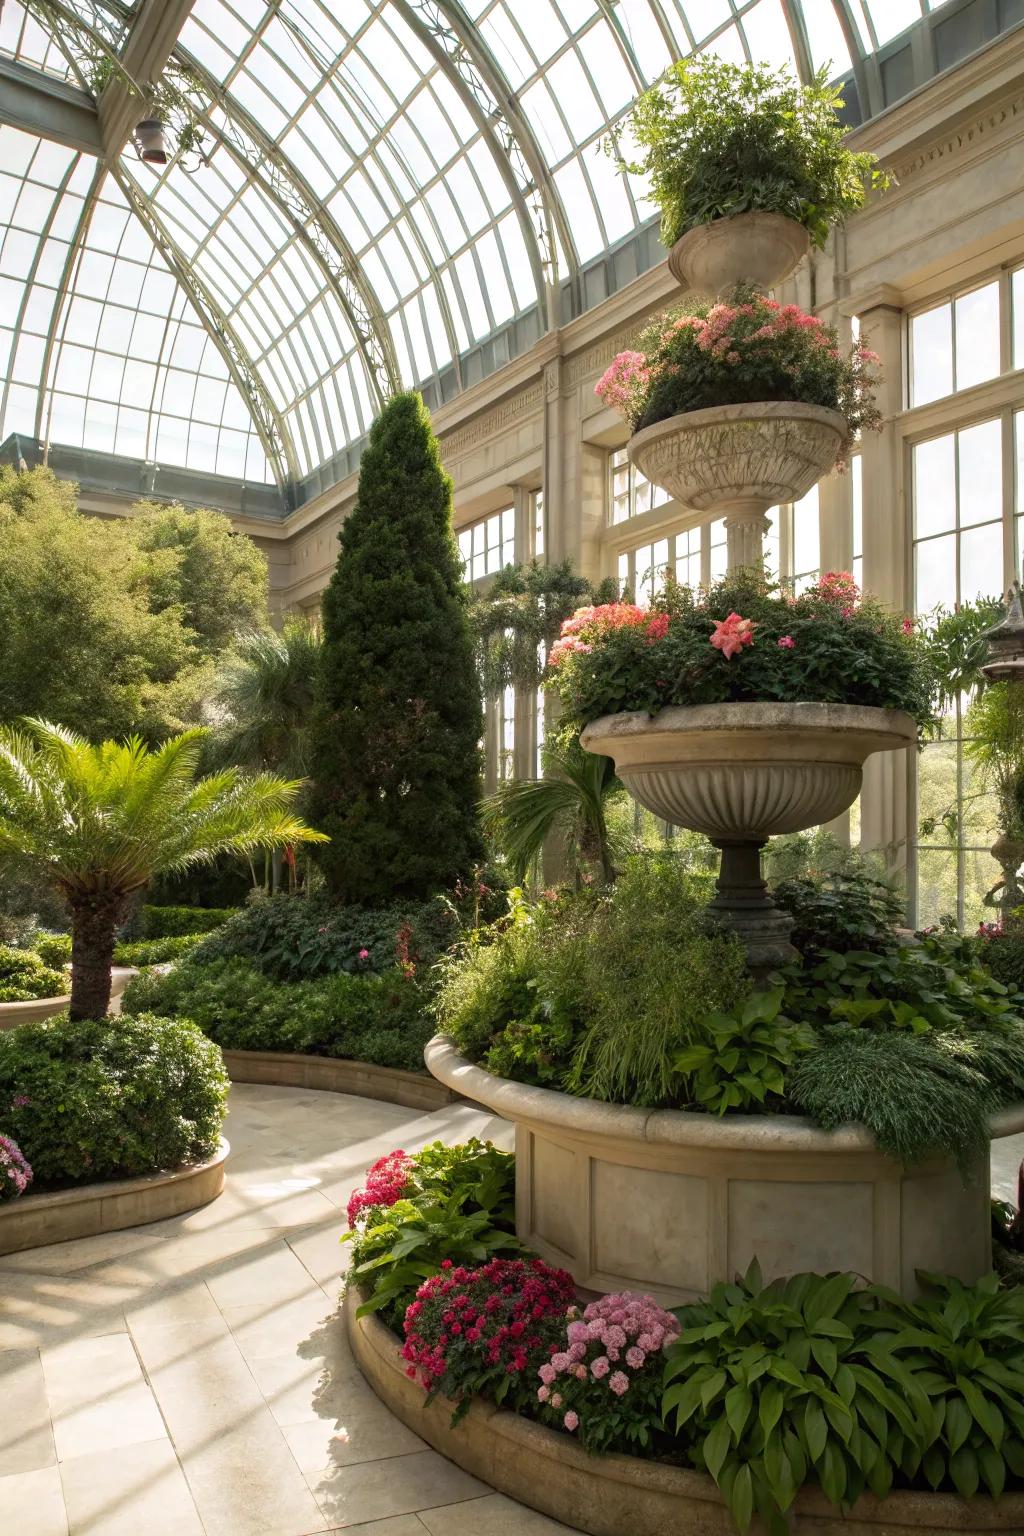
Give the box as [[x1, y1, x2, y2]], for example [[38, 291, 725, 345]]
[[0, 1012, 227, 1184], [308, 392, 483, 903], [0, 467, 269, 742], [0, 719, 325, 1020], [0, 945, 66, 1002], [481, 743, 622, 885], [436, 857, 746, 1107], [122, 955, 434, 1072], [864, 1272, 1024, 1501], [468, 560, 617, 698], [919, 598, 1003, 716], [547, 575, 933, 735], [139, 905, 236, 939], [672, 990, 815, 1114], [609, 57, 886, 250], [31, 932, 71, 969], [344, 1140, 519, 1326], [113, 933, 204, 967], [210, 621, 321, 779], [665, 1263, 916, 1534], [965, 682, 1024, 840], [664, 1264, 1024, 1534], [189, 890, 468, 983], [981, 931, 1024, 992], [771, 866, 904, 957]]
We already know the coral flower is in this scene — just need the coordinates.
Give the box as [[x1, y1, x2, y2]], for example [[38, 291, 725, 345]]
[[709, 612, 757, 659]]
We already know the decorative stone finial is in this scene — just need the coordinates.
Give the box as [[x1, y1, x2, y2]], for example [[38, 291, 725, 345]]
[[980, 572, 1024, 684]]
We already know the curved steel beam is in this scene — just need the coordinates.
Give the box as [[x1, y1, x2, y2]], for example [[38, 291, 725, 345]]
[[424, 0, 582, 320]]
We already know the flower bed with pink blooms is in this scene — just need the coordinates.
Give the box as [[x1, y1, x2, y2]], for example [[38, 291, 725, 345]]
[[596, 284, 879, 467], [546, 572, 932, 734]]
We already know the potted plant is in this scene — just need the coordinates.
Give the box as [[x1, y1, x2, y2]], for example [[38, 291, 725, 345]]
[[596, 287, 881, 572], [547, 574, 929, 968], [608, 57, 888, 294]]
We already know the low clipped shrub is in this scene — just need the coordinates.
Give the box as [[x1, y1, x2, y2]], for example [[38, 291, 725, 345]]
[[0, 945, 66, 1002], [31, 932, 71, 969], [112, 933, 204, 967], [0, 1012, 227, 1185], [139, 904, 236, 938], [123, 955, 435, 1072]]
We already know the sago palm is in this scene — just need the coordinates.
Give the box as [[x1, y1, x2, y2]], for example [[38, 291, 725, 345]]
[[0, 720, 327, 1021], [481, 747, 621, 886]]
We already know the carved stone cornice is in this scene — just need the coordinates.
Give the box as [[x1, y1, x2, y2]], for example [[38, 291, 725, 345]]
[[438, 380, 544, 460], [887, 91, 1024, 187]]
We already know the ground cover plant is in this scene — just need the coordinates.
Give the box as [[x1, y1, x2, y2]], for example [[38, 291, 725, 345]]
[[0, 1012, 227, 1185], [546, 574, 932, 733], [596, 287, 880, 461], [0, 945, 66, 1002], [608, 56, 885, 251]]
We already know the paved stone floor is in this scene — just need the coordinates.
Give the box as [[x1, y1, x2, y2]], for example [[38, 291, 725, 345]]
[[0, 1083, 573, 1536], [2, 1084, 1023, 1536]]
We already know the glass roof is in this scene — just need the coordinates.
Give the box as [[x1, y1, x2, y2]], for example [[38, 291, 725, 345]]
[[0, 0, 962, 507]]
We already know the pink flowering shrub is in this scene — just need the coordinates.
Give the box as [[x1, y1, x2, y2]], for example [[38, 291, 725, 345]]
[[0, 1133, 32, 1201], [534, 1291, 680, 1454], [401, 1257, 576, 1412], [595, 284, 881, 465], [346, 1148, 413, 1227], [546, 572, 933, 732]]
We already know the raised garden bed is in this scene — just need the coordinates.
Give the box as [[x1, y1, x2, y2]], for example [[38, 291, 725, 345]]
[[221, 1049, 459, 1112]]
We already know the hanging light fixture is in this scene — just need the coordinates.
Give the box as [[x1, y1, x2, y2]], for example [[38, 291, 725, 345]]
[[134, 118, 169, 164]]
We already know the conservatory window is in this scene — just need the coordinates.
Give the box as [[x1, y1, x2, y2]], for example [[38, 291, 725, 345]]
[[457, 505, 515, 582], [909, 279, 1001, 406], [609, 446, 671, 524]]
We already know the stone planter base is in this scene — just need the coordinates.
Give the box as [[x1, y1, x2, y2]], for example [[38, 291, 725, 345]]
[[346, 1291, 1024, 1535], [426, 1037, 1024, 1303], [0, 1139, 228, 1256], [222, 1048, 459, 1112]]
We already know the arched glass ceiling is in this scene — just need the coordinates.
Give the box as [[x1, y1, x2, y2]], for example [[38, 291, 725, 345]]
[[0, 0, 968, 507]]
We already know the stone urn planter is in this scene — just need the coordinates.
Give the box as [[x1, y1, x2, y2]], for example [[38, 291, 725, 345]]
[[426, 1037, 1024, 1304], [627, 401, 845, 572], [580, 701, 916, 969], [667, 211, 810, 296]]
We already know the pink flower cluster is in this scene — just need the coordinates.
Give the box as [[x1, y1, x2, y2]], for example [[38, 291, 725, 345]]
[[594, 350, 651, 417], [813, 571, 861, 615], [537, 1291, 679, 1433], [402, 1257, 576, 1394], [709, 612, 757, 659], [346, 1149, 412, 1228], [0, 1133, 32, 1201], [549, 602, 651, 668]]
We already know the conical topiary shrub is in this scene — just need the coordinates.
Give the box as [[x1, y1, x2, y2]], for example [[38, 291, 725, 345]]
[[308, 391, 484, 903]]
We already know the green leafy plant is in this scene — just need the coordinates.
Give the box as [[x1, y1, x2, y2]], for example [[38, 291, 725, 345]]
[[0, 1012, 227, 1184], [138, 905, 236, 939], [308, 391, 483, 903], [112, 933, 204, 967], [546, 574, 933, 736], [0, 944, 66, 1002], [672, 990, 815, 1114], [771, 868, 904, 957], [608, 57, 886, 250], [598, 287, 880, 456], [980, 929, 1024, 992], [343, 1140, 520, 1326], [31, 932, 71, 969], [481, 743, 623, 885], [664, 1263, 920, 1535], [0, 720, 325, 1020]]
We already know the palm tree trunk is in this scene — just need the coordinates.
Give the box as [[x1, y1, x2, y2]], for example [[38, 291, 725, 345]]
[[68, 895, 121, 1021]]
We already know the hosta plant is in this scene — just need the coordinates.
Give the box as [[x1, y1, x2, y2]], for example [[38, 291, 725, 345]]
[[671, 989, 815, 1114], [607, 57, 886, 251]]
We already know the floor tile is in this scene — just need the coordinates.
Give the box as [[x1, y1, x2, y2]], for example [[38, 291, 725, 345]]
[[59, 1439, 204, 1535], [283, 1386, 426, 1473], [0, 1463, 68, 1535], [306, 1449, 486, 1527], [418, 1492, 577, 1534], [40, 1334, 166, 1462], [0, 1348, 56, 1475]]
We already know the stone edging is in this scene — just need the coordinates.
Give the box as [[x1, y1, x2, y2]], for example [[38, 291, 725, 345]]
[[425, 1036, 1024, 1154], [0, 967, 136, 1031], [222, 1048, 459, 1113], [0, 1139, 229, 1257], [345, 1290, 1024, 1535]]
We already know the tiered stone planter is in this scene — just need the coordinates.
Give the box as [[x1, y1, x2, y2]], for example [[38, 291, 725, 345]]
[[427, 1037, 1024, 1303], [667, 210, 810, 296]]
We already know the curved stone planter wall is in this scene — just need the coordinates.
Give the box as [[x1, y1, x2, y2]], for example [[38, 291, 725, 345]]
[[0, 966, 135, 1031], [346, 1291, 1024, 1536], [222, 1049, 458, 1113], [0, 1139, 228, 1256], [426, 1037, 1024, 1303]]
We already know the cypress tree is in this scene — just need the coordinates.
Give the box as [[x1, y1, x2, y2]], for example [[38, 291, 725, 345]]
[[308, 391, 484, 903]]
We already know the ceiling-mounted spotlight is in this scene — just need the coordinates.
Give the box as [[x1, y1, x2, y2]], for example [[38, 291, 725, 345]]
[[134, 117, 169, 165]]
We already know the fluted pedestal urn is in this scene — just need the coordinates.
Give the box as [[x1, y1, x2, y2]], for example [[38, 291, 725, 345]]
[[627, 401, 845, 574], [667, 211, 810, 297], [581, 702, 916, 969]]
